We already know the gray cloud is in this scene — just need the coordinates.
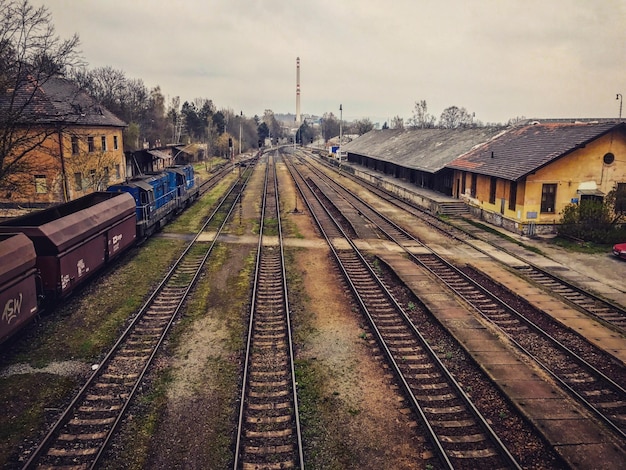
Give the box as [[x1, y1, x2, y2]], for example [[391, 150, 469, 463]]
[[34, 0, 626, 124]]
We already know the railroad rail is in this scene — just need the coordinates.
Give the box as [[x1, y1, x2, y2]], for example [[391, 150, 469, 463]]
[[305, 149, 626, 334], [284, 151, 522, 469], [197, 161, 238, 196], [233, 152, 304, 469], [513, 264, 626, 333], [295, 152, 626, 441], [415, 253, 626, 440], [22, 169, 254, 469]]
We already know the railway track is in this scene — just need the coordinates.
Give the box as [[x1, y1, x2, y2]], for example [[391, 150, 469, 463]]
[[513, 264, 626, 333], [295, 152, 626, 441], [22, 170, 253, 470], [415, 253, 626, 439], [305, 149, 626, 334], [234, 153, 304, 469], [197, 161, 238, 196], [284, 151, 522, 469]]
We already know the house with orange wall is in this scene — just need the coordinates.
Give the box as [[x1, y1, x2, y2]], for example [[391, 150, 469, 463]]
[[0, 76, 127, 209], [447, 120, 626, 235]]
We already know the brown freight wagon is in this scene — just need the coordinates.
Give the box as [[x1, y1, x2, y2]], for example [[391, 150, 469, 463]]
[[0, 233, 39, 343], [0, 192, 137, 300]]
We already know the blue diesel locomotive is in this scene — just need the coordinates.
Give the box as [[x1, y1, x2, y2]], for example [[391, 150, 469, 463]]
[[107, 164, 199, 238]]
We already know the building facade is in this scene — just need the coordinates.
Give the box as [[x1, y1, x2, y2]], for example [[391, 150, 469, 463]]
[[0, 76, 127, 209], [448, 121, 626, 235], [341, 120, 626, 235]]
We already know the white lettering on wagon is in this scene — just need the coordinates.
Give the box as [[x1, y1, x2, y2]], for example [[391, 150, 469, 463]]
[[77, 258, 86, 277], [61, 274, 70, 290], [112, 233, 123, 252], [2, 293, 22, 324]]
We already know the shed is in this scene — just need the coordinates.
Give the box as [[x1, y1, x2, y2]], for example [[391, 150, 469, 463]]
[[342, 127, 506, 194]]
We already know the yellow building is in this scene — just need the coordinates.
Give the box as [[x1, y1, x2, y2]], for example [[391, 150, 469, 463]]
[[0, 76, 127, 208], [448, 121, 626, 235]]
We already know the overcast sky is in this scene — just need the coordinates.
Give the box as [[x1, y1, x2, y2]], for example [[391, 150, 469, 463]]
[[33, 0, 626, 125]]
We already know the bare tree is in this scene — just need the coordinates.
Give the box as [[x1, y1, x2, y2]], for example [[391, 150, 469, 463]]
[[352, 118, 374, 136], [439, 106, 476, 129], [70, 67, 158, 150], [408, 100, 436, 129], [263, 109, 282, 141], [390, 115, 404, 130], [67, 145, 120, 195], [320, 112, 339, 142], [0, 0, 81, 194], [143, 86, 170, 148], [506, 115, 527, 126]]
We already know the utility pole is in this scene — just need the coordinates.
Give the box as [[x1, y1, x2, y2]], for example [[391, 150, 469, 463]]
[[239, 110, 242, 155], [339, 104, 343, 170]]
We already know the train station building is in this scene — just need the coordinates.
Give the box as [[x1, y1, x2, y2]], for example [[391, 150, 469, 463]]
[[341, 120, 626, 235]]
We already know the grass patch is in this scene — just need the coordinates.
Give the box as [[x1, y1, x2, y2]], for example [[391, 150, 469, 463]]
[[102, 243, 256, 468], [284, 248, 313, 345], [100, 369, 175, 470], [8, 238, 186, 364], [263, 217, 279, 236], [0, 373, 76, 465], [0, 237, 186, 467], [285, 247, 360, 468], [164, 174, 237, 234], [549, 236, 612, 254], [295, 359, 357, 469]]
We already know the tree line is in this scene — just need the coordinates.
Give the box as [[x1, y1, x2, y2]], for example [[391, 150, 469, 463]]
[[1, 0, 524, 196]]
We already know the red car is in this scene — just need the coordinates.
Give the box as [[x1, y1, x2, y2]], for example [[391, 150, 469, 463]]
[[613, 242, 626, 259]]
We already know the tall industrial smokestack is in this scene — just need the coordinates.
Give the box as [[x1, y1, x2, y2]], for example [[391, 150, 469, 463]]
[[296, 57, 301, 126]]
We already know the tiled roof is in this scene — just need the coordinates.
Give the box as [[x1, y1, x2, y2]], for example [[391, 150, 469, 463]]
[[342, 127, 507, 173], [1, 75, 126, 128], [447, 121, 624, 181]]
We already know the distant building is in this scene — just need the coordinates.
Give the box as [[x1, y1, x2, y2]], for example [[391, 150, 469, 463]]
[[0, 76, 127, 209]]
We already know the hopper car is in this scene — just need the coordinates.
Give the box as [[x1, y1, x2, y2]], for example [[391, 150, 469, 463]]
[[0, 164, 199, 343]]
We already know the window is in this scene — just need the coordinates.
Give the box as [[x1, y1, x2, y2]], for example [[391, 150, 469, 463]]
[[115, 164, 121, 179], [461, 171, 466, 195], [103, 167, 110, 186], [541, 183, 557, 213], [509, 181, 517, 211], [74, 172, 82, 191], [89, 169, 96, 188], [88, 136, 95, 152], [113, 135, 119, 150], [489, 177, 497, 204], [34, 175, 47, 193], [71, 136, 79, 155], [470, 174, 477, 198], [101, 136, 107, 151]]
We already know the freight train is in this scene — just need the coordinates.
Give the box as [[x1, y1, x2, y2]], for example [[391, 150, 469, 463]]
[[0, 164, 199, 344]]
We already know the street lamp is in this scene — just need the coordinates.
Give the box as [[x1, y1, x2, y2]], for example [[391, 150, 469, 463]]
[[239, 111, 242, 156], [617, 94, 623, 120], [339, 104, 343, 168]]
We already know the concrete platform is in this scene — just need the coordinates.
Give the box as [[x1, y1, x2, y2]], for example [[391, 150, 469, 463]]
[[377, 252, 626, 470], [471, 260, 626, 365]]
